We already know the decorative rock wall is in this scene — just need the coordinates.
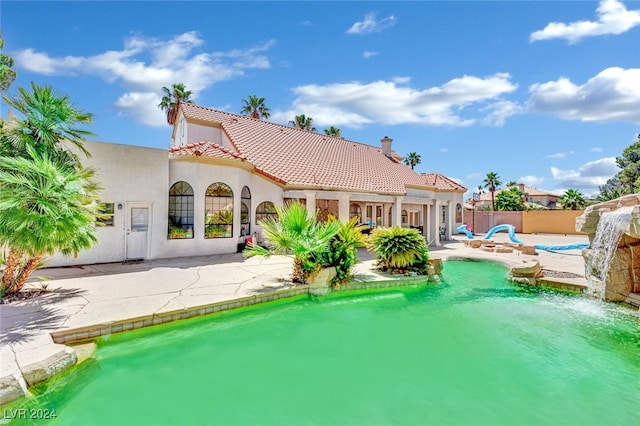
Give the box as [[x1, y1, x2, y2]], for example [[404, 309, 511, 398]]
[[576, 194, 640, 302]]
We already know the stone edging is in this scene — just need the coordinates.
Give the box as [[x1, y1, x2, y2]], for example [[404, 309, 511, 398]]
[[50, 286, 309, 345]]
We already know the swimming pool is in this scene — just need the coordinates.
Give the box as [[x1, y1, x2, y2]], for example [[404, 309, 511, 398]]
[[8, 260, 639, 425]]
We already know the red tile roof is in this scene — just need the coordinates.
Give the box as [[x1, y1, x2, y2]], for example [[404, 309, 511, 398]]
[[175, 104, 466, 195], [169, 141, 248, 161], [477, 185, 560, 201], [421, 173, 466, 191]]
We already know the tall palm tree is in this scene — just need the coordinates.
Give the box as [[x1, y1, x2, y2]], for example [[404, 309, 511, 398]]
[[483, 172, 502, 211], [289, 114, 316, 132], [1, 82, 95, 167], [323, 126, 341, 137], [158, 83, 194, 125], [241, 94, 270, 119], [403, 152, 422, 170], [560, 188, 587, 210], [0, 147, 103, 295]]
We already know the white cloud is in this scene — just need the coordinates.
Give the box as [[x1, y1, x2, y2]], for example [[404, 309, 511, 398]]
[[347, 12, 397, 35], [528, 67, 640, 123], [546, 152, 566, 159], [439, 148, 448, 153], [362, 51, 379, 59], [481, 100, 522, 126], [392, 76, 411, 84], [530, 0, 640, 43], [271, 73, 518, 128], [114, 92, 166, 127], [13, 32, 275, 127], [550, 157, 619, 191], [592, 147, 603, 152], [519, 175, 545, 187], [465, 172, 482, 181], [546, 150, 575, 159]]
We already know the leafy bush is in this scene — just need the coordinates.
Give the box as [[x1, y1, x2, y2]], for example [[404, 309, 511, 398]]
[[243, 201, 340, 284], [314, 216, 367, 284], [367, 226, 429, 274]]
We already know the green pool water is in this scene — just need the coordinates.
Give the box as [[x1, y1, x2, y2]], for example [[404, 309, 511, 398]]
[[8, 260, 640, 425]]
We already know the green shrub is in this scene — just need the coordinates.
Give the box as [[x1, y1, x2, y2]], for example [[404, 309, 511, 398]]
[[367, 226, 429, 274], [243, 201, 340, 284], [314, 216, 367, 284]]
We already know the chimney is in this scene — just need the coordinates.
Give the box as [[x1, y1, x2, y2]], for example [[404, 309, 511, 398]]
[[518, 183, 525, 192], [380, 136, 393, 157]]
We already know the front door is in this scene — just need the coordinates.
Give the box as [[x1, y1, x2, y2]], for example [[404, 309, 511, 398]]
[[126, 205, 150, 259]]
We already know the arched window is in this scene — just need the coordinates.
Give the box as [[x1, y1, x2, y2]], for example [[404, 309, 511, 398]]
[[205, 183, 233, 238], [455, 203, 462, 223], [168, 181, 194, 239], [401, 209, 408, 224], [255, 201, 278, 224], [241, 186, 251, 236], [349, 203, 362, 223]]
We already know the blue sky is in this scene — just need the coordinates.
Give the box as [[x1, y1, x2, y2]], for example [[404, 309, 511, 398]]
[[2, 0, 639, 197]]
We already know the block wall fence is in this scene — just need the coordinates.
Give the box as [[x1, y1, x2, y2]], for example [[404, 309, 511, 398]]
[[465, 210, 586, 235]]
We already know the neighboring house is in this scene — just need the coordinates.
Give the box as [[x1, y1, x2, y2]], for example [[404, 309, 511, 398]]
[[49, 104, 466, 266], [474, 184, 561, 210]]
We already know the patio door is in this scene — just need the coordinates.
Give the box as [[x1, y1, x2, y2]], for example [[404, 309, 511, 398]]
[[365, 204, 384, 227], [375, 205, 383, 227], [126, 204, 150, 260]]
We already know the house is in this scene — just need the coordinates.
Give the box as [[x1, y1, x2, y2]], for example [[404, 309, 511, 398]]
[[473, 184, 561, 210], [49, 104, 466, 266]]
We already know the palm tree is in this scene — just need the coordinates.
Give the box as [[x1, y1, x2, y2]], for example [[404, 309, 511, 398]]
[[241, 94, 270, 119], [1, 82, 95, 167], [506, 181, 518, 187], [158, 83, 194, 125], [243, 201, 340, 283], [0, 147, 103, 295], [289, 114, 316, 132], [483, 172, 502, 211], [403, 152, 422, 170], [314, 216, 367, 283], [323, 126, 341, 137], [560, 189, 587, 210]]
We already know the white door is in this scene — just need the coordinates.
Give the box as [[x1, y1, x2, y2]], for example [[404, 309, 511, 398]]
[[126, 206, 149, 259]]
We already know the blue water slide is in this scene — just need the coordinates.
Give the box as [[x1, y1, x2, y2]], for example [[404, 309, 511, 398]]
[[483, 224, 523, 244], [534, 242, 589, 251], [456, 224, 474, 239], [456, 223, 588, 251]]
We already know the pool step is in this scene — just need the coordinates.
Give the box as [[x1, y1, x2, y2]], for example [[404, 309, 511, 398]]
[[624, 292, 640, 308]]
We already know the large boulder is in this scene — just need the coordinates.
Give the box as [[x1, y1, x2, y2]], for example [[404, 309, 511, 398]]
[[576, 194, 640, 239], [576, 195, 640, 303]]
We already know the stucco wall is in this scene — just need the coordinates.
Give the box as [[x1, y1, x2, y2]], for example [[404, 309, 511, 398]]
[[462, 210, 586, 235], [522, 210, 586, 234], [48, 141, 169, 266], [175, 119, 222, 147], [159, 158, 284, 257]]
